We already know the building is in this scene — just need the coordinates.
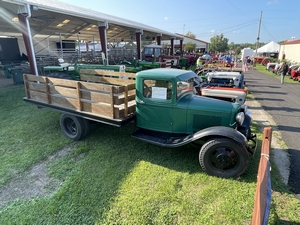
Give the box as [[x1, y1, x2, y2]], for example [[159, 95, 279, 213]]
[[278, 39, 300, 63]]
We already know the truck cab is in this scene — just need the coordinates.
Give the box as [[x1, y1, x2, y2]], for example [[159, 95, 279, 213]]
[[135, 69, 243, 134], [141, 44, 181, 68], [133, 68, 256, 178]]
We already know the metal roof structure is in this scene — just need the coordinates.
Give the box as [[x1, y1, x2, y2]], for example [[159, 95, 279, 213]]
[[0, 0, 183, 42]]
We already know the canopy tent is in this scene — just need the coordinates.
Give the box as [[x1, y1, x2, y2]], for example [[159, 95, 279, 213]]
[[257, 41, 280, 54], [240, 48, 254, 60]]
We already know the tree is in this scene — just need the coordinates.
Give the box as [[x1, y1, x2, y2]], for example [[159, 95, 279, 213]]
[[185, 31, 196, 39], [184, 42, 196, 52], [209, 34, 229, 52], [228, 42, 235, 50]]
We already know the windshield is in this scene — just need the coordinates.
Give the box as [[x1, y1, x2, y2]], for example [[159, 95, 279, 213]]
[[177, 77, 194, 97], [154, 48, 161, 57], [144, 47, 153, 55], [209, 78, 234, 87]]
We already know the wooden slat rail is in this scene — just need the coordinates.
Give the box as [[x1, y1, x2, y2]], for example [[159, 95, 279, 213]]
[[251, 127, 272, 225], [23, 74, 136, 119]]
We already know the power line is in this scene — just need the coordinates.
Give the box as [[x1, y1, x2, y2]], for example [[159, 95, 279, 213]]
[[261, 22, 279, 42], [194, 20, 257, 38]]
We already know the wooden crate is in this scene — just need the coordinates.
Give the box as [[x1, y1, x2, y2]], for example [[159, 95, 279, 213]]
[[23, 74, 136, 119]]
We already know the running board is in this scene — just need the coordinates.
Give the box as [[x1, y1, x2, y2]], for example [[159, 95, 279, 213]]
[[131, 128, 194, 148]]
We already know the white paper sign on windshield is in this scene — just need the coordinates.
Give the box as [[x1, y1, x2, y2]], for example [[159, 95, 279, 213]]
[[151, 87, 167, 99]]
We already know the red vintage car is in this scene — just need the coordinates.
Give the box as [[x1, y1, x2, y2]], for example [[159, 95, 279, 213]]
[[290, 66, 300, 81]]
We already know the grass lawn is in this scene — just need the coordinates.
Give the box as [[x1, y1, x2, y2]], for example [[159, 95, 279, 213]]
[[0, 84, 299, 224], [255, 64, 300, 84]]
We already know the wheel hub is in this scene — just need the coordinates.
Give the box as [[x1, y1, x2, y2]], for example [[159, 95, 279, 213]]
[[214, 150, 236, 169]]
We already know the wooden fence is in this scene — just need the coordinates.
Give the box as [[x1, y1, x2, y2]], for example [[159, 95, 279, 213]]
[[251, 127, 272, 225]]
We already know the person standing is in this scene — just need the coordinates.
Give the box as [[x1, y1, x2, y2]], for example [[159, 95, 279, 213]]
[[196, 56, 202, 68], [279, 61, 289, 84], [253, 58, 257, 69], [243, 56, 248, 72]]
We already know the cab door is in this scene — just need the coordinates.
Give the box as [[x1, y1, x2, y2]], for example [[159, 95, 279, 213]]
[[136, 79, 174, 132]]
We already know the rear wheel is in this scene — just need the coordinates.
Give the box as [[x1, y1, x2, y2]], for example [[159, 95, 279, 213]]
[[59, 114, 88, 140], [199, 138, 249, 178]]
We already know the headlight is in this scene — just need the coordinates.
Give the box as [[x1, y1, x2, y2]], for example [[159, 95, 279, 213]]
[[240, 104, 248, 113], [236, 112, 245, 125]]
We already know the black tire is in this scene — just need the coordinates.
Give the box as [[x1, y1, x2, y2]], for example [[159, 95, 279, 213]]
[[199, 138, 249, 178], [60, 114, 86, 140], [47, 71, 72, 79], [82, 118, 90, 137]]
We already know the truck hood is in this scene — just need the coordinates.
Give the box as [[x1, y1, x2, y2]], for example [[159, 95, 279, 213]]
[[179, 94, 236, 114], [177, 94, 240, 131]]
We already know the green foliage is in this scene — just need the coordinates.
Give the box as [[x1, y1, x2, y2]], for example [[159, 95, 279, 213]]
[[185, 31, 196, 38], [228, 42, 235, 50], [256, 64, 298, 84], [184, 42, 196, 52], [209, 34, 229, 52]]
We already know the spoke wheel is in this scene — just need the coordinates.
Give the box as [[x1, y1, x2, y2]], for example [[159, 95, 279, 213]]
[[199, 138, 249, 178]]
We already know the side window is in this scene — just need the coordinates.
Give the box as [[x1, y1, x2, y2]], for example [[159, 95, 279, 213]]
[[154, 48, 161, 58], [143, 79, 172, 100], [144, 48, 153, 55], [177, 78, 194, 97]]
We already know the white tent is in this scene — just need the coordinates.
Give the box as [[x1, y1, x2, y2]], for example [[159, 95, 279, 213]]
[[240, 48, 254, 60], [257, 41, 280, 54]]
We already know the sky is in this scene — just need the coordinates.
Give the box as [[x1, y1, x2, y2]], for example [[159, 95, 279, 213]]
[[58, 0, 299, 44]]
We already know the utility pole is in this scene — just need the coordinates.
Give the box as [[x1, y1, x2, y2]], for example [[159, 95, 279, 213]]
[[255, 11, 263, 56]]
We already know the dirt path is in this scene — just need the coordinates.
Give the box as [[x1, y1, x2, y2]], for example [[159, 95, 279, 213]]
[[0, 146, 72, 208]]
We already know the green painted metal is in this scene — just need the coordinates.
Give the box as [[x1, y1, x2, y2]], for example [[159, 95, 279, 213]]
[[135, 68, 241, 134], [179, 57, 187, 68], [43, 63, 127, 80]]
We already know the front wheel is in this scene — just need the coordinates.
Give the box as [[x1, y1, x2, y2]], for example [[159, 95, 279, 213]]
[[199, 138, 249, 178]]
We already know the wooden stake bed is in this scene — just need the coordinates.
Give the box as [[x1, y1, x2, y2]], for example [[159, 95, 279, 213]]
[[23, 70, 137, 126]]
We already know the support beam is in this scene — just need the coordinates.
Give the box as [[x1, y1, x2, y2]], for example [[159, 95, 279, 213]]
[[135, 29, 143, 60], [17, 5, 38, 75], [170, 38, 174, 55], [180, 39, 183, 53], [98, 21, 109, 64], [157, 33, 162, 46]]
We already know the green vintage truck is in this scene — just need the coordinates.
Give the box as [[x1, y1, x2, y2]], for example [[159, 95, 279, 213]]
[[23, 68, 256, 178], [42, 58, 162, 80]]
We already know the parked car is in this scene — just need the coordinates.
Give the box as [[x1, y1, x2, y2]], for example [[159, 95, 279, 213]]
[[199, 71, 247, 104]]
